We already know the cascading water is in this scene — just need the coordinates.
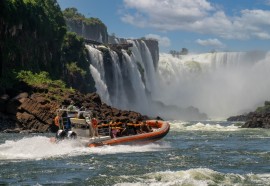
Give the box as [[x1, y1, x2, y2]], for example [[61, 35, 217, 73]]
[[127, 40, 158, 98], [86, 45, 111, 105], [86, 40, 269, 119], [157, 51, 270, 118], [86, 40, 157, 115]]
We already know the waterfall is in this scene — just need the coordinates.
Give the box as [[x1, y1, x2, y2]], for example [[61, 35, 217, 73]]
[[86, 40, 269, 119], [128, 40, 157, 96], [157, 51, 270, 118], [86, 45, 111, 104], [86, 40, 157, 115]]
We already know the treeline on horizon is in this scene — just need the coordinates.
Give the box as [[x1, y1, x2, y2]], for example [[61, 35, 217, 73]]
[[0, 0, 107, 94]]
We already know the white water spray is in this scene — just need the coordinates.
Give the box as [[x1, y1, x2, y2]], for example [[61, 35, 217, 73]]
[[0, 136, 168, 160], [86, 40, 270, 119], [157, 51, 270, 118]]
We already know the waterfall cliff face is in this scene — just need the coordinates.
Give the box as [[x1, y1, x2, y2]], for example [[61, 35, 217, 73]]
[[157, 51, 270, 118], [86, 40, 269, 119], [66, 19, 108, 43], [86, 40, 157, 115]]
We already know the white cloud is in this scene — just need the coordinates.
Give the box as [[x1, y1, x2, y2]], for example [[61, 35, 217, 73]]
[[121, 0, 270, 40], [265, 0, 270, 5], [145, 34, 171, 47], [196, 38, 225, 48], [121, 13, 146, 28], [252, 32, 270, 39]]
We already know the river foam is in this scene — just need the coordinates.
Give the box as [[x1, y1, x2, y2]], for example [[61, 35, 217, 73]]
[[169, 120, 242, 132], [0, 136, 169, 160], [113, 168, 270, 186]]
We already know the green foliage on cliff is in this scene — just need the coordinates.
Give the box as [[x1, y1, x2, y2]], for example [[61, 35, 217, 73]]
[[62, 32, 85, 59], [0, 1, 96, 93], [66, 62, 86, 77], [16, 70, 75, 93], [17, 71, 65, 89], [256, 101, 270, 113], [62, 7, 108, 43], [61, 32, 95, 92], [170, 48, 189, 57], [0, 0, 66, 85], [62, 7, 106, 27]]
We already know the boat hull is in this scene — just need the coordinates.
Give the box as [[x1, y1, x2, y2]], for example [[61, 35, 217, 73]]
[[87, 120, 170, 147]]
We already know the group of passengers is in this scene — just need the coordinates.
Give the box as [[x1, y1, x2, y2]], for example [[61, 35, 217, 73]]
[[54, 101, 153, 139], [106, 121, 153, 138]]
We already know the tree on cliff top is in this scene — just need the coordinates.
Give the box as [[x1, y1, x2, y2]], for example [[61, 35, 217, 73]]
[[1, 1, 96, 94], [0, 0, 67, 87], [169, 48, 189, 57], [62, 7, 106, 27]]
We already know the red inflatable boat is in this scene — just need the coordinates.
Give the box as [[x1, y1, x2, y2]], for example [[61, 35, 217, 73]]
[[87, 120, 170, 147]]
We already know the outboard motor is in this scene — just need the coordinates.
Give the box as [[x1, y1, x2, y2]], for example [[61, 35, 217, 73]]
[[56, 130, 67, 140], [67, 131, 77, 139]]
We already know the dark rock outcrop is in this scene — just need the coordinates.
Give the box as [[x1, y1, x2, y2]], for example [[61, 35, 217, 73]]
[[241, 112, 270, 128], [228, 101, 270, 128], [0, 86, 150, 133], [227, 115, 248, 122]]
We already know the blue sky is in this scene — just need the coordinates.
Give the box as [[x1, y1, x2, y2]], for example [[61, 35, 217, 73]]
[[57, 0, 270, 53]]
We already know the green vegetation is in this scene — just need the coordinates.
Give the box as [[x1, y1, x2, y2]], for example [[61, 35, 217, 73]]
[[16, 70, 75, 102], [256, 101, 270, 113], [180, 48, 189, 55], [16, 70, 74, 93], [0, 0, 66, 87], [62, 32, 86, 64], [0, 2, 97, 93], [62, 32, 95, 92], [170, 48, 189, 57], [66, 62, 86, 77], [63, 8, 106, 27], [62, 7, 108, 43]]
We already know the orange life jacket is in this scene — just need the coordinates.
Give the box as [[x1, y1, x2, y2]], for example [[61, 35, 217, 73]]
[[54, 115, 60, 127], [91, 118, 98, 128]]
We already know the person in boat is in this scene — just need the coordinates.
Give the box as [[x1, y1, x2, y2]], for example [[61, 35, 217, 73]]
[[62, 111, 71, 131], [127, 122, 137, 135], [111, 127, 119, 138], [91, 114, 99, 137], [84, 113, 93, 137], [77, 106, 85, 119], [55, 111, 77, 140], [120, 123, 128, 136], [140, 121, 153, 133], [54, 112, 62, 130], [67, 101, 75, 111]]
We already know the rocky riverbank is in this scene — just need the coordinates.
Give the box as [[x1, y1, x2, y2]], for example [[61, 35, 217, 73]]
[[227, 101, 270, 128], [0, 82, 153, 133], [240, 112, 270, 128]]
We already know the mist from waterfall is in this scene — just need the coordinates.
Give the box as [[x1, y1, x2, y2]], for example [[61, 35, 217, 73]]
[[86, 41, 270, 119], [157, 51, 270, 118]]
